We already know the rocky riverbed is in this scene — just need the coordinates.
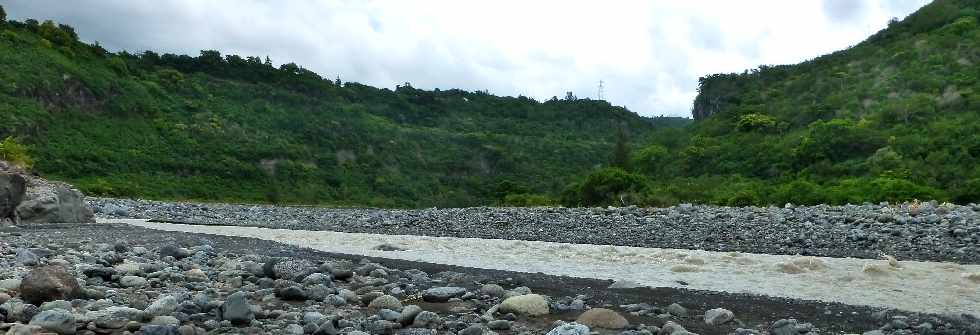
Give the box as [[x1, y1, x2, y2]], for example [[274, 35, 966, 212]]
[[1, 223, 978, 335], [89, 198, 980, 264]]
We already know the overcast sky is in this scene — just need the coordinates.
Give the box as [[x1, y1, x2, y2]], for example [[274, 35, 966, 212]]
[[3, 0, 929, 117]]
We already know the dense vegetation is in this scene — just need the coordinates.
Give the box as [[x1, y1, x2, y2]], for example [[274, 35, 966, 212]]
[[5, 0, 978, 208], [0, 8, 687, 207], [564, 0, 980, 207]]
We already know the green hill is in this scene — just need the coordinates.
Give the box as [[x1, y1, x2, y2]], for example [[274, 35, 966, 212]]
[[0, 8, 672, 207], [565, 0, 980, 206]]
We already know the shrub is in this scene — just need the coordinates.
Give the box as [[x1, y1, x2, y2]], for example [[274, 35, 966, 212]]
[[571, 167, 649, 206], [771, 179, 828, 205], [829, 177, 946, 204], [726, 190, 760, 207], [0, 136, 33, 169], [502, 193, 555, 207], [952, 178, 980, 204]]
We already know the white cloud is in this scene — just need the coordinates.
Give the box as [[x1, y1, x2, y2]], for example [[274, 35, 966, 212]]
[[2, 0, 929, 117]]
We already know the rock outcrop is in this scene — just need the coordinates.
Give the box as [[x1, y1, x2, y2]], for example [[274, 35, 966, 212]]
[[0, 160, 94, 224]]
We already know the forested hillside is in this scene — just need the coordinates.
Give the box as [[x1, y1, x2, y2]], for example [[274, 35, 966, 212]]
[[564, 0, 980, 207], [0, 6, 676, 207]]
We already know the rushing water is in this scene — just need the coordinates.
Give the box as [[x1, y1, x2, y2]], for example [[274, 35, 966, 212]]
[[113, 219, 980, 317]]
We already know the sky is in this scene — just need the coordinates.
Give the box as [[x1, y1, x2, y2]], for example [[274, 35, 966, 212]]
[[2, 0, 930, 117]]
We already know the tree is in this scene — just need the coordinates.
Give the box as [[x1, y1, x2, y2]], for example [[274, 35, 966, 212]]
[[611, 127, 631, 170], [632, 144, 668, 175], [0, 5, 7, 23]]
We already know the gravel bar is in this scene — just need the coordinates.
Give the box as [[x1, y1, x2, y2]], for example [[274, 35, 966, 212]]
[[89, 198, 980, 264]]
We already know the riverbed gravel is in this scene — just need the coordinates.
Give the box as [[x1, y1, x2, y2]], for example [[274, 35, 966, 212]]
[[2, 223, 978, 335], [89, 198, 980, 264]]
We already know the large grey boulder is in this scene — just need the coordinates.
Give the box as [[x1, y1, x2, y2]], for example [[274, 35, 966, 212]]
[[0, 172, 26, 224], [0, 160, 94, 224], [16, 180, 94, 224]]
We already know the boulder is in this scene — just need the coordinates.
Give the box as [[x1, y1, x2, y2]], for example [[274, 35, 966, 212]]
[[575, 308, 629, 329], [0, 172, 26, 223], [19, 266, 82, 305], [16, 180, 94, 224]]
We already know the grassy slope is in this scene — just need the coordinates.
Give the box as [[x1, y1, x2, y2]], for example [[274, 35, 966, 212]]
[[0, 16, 676, 207]]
